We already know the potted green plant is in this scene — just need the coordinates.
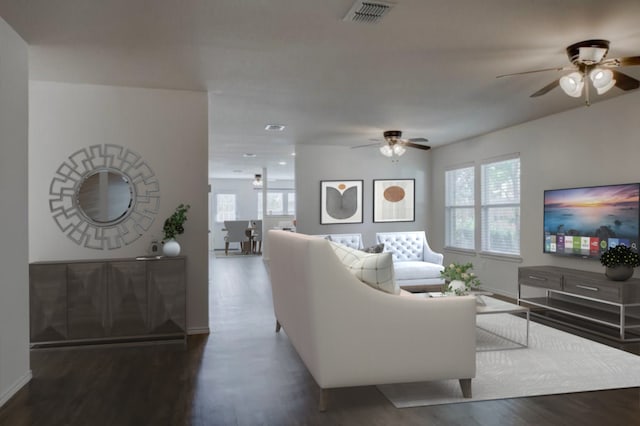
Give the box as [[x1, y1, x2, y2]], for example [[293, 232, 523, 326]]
[[162, 203, 190, 256], [599, 244, 640, 281], [440, 262, 481, 295]]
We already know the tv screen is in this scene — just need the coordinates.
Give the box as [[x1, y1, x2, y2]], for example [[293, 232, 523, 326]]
[[543, 183, 640, 259]]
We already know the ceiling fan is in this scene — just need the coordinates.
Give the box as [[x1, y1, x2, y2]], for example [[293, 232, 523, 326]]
[[497, 39, 640, 106], [352, 130, 430, 157]]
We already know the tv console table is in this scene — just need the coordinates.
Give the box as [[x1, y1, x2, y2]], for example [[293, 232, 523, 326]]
[[518, 266, 640, 342]]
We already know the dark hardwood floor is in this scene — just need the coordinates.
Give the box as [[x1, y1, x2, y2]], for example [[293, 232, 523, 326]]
[[1, 254, 638, 425]]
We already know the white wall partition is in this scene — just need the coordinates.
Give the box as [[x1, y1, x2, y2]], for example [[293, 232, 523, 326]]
[[29, 82, 210, 334], [0, 17, 31, 408]]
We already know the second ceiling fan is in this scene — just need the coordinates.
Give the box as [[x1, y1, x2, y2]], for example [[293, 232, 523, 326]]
[[497, 39, 640, 105], [353, 130, 431, 157]]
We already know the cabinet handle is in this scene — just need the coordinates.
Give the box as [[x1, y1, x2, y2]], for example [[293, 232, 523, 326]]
[[576, 284, 599, 292], [528, 275, 547, 281]]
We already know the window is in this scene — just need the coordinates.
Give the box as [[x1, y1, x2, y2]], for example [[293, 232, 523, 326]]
[[287, 192, 296, 216], [257, 192, 285, 219], [481, 156, 521, 255], [216, 194, 236, 223], [445, 165, 475, 250]]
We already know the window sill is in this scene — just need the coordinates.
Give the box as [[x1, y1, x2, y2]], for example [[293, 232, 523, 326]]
[[443, 247, 476, 256], [479, 251, 523, 263]]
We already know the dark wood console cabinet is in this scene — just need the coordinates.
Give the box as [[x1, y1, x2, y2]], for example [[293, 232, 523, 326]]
[[518, 266, 640, 342], [30, 257, 186, 348]]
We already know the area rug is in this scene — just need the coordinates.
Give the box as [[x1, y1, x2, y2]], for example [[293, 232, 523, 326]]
[[378, 314, 640, 407]]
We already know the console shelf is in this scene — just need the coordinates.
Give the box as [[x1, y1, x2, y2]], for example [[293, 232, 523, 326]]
[[30, 257, 186, 348], [518, 266, 640, 342]]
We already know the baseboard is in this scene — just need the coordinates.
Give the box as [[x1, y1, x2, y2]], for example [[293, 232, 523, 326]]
[[0, 370, 32, 408], [187, 326, 211, 335]]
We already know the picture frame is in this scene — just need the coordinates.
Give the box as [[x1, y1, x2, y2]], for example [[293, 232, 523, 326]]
[[373, 179, 415, 222], [320, 180, 363, 224]]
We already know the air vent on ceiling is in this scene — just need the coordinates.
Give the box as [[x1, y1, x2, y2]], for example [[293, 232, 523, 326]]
[[343, 0, 394, 24]]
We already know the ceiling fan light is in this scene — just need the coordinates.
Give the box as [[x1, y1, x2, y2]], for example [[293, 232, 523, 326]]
[[392, 144, 406, 156], [578, 46, 608, 64], [559, 72, 584, 97], [380, 145, 393, 157], [590, 68, 616, 94]]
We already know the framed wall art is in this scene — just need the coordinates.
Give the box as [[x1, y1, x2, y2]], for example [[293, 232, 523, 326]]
[[373, 179, 415, 222], [320, 180, 363, 224]]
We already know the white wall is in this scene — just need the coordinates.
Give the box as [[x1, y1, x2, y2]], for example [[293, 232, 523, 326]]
[[0, 17, 31, 407], [295, 144, 431, 247], [29, 82, 210, 334], [431, 91, 640, 296]]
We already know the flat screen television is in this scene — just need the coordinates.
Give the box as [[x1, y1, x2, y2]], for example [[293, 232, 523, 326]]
[[543, 183, 640, 259]]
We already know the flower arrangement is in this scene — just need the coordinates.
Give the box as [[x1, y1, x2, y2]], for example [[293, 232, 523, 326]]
[[599, 244, 640, 268], [440, 262, 481, 295], [163, 204, 191, 242]]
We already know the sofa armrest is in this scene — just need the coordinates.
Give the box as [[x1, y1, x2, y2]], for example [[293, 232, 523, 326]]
[[423, 248, 444, 265], [422, 237, 444, 265]]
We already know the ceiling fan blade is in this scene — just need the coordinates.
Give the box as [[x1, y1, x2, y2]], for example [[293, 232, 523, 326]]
[[530, 79, 560, 97], [403, 141, 431, 151], [351, 142, 381, 149], [602, 56, 640, 68], [618, 56, 640, 67], [496, 66, 572, 79], [612, 70, 640, 91], [408, 137, 429, 143]]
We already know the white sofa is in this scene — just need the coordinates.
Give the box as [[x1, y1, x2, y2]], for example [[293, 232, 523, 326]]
[[312, 233, 364, 250], [267, 230, 476, 410], [376, 231, 445, 289]]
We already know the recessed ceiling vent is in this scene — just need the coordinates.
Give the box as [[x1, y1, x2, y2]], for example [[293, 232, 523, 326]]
[[343, 0, 394, 24]]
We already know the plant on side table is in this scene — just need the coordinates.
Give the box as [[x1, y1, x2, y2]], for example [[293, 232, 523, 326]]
[[162, 203, 191, 257], [440, 262, 481, 295], [600, 244, 640, 281]]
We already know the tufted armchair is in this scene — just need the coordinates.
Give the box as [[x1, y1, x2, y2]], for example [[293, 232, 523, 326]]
[[313, 233, 364, 250], [375, 231, 445, 289]]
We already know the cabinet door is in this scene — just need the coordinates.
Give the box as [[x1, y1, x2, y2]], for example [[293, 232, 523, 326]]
[[108, 261, 148, 336], [148, 259, 186, 334], [30, 264, 68, 342], [67, 263, 107, 339]]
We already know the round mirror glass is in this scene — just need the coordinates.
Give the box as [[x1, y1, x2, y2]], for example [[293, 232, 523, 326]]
[[77, 169, 134, 224]]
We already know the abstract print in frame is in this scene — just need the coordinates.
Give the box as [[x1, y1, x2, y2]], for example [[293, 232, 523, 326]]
[[320, 180, 363, 224], [373, 179, 415, 222]]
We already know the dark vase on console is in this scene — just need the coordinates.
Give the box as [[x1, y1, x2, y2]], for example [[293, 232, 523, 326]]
[[605, 265, 634, 281]]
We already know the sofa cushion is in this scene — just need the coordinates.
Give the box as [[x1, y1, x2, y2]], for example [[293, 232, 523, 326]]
[[393, 261, 444, 281], [361, 243, 384, 253], [329, 241, 399, 295]]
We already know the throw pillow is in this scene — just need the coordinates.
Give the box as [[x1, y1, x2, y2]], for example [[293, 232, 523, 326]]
[[329, 241, 398, 295], [361, 243, 384, 253]]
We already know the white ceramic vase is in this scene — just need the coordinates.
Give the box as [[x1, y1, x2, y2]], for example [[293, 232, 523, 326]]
[[162, 239, 181, 257], [449, 279, 467, 294]]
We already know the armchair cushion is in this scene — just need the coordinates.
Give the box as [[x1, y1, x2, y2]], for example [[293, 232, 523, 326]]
[[329, 241, 398, 295], [394, 261, 444, 281]]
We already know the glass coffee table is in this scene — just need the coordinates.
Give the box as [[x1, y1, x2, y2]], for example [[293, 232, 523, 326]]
[[422, 292, 530, 351], [475, 294, 529, 351]]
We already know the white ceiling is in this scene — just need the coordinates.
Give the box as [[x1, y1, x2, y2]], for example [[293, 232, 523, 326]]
[[2, 0, 640, 181]]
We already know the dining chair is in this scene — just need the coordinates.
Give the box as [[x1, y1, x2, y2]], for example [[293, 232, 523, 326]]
[[224, 220, 250, 255], [251, 220, 263, 254]]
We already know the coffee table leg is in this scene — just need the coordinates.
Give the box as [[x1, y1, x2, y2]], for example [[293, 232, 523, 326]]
[[526, 310, 529, 348]]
